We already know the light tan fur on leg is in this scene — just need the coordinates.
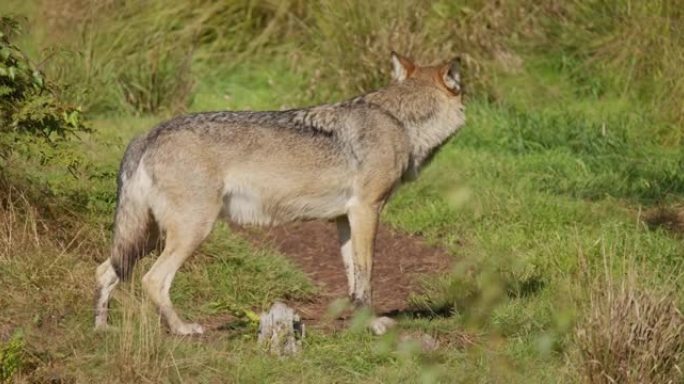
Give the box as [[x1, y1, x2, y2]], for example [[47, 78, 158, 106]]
[[142, 218, 214, 336], [347, 201, 396, 335], [336, 216, 355, 297], [94, 258, 119, 329], [347, 203, 379, 307]]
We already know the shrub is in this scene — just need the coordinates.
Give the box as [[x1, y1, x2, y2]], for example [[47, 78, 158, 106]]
[[0, 16, 88, 173]]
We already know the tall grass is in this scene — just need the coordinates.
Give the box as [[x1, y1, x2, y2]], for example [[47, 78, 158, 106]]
[[296, 0, 543, 100], [22, 1, 538, 107], [555, 0, 684, 130], [572, 250, 684, 383], [28, 0, 684, 127], [39, 0, 307, 114]]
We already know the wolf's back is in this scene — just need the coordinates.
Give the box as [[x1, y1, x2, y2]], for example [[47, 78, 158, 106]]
[[110, 134, 155, 280]]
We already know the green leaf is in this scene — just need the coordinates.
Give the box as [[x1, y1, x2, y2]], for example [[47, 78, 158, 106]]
[[0, 85, 12, 96], [31, 70, 43, 88]]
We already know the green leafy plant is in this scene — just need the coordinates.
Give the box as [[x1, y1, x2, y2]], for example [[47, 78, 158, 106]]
[[0, 331, 23, 383], [0, 16, 89, 173]]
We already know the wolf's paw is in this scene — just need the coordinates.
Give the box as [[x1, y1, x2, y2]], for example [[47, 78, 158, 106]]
[[171, 322, 205, 336], [94, 322, 110, 332], [94, 316, 111, 331], [369, 316, 396, 336]]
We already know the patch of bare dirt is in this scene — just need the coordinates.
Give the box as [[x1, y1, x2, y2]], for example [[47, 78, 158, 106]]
[[234, 220, 453, 323], [644, 206, 684, 235]]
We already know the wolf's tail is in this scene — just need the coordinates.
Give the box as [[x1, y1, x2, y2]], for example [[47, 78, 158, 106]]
[[110, 135, 157, 280]]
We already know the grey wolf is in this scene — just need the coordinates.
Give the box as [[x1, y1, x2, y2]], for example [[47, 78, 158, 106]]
[[94, 52, 465, 335]]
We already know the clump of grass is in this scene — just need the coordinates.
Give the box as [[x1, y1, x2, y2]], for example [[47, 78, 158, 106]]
[[106, 282, 174, 383], [0, 187, 40, 260], [117, 46, 195, 115], [573, 266, 684, 383], [40, 0, 197, 115]]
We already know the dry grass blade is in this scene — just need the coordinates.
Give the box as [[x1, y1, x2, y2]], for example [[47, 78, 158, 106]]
[[0, 186, 43, 260], [574, 271, 684, 383]]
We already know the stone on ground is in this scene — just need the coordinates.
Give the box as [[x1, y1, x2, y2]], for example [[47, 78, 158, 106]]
[[258, 302, 304, 355]]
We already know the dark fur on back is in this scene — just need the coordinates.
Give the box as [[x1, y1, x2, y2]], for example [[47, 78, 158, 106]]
[[139, 94, 405, 149]]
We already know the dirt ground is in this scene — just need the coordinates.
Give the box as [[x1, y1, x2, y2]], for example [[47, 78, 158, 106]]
[[235, 220, 453, 323]]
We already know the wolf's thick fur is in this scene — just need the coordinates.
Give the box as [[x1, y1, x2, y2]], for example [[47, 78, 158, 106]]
[[95, 53, 465, 335]]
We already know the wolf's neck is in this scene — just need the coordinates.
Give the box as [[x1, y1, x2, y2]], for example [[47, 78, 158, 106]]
[[405, 107, 465, 168], [363, 90, 465, 168]]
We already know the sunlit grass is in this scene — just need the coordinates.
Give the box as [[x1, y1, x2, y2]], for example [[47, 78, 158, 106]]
[[1, 0, 683, 382]]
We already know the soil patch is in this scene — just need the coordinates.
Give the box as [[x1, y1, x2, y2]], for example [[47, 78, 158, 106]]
[[644, 206, 684, 235], [233, 220, 453, 323]]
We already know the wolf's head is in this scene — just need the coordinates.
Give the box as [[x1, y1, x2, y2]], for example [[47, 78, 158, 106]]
[[377, 52, 466, 172], [390, 51, 463, 98]]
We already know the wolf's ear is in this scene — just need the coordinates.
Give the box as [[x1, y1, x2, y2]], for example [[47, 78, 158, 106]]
[[442, 56, 462, 94], [391, 51, 415, 82]]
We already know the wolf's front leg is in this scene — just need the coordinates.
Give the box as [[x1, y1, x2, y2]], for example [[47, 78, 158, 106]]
[[348, 203, 396, 335], [348, 204, 377, 306]]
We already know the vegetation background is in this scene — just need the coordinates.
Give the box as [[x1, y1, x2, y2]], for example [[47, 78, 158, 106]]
[[1, 0, 683, 382]]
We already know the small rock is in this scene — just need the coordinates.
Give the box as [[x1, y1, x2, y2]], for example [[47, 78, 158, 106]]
[[258, 302, 304, 356], [369, 316, 397, 335]]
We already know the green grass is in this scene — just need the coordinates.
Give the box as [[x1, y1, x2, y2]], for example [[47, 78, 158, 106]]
[[2, 1, 684, 382]]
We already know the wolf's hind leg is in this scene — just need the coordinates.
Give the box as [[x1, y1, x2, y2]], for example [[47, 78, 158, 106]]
[[94, 258, 120, 329], [336, 216, 355, 297], [142, 215, 216, 336]]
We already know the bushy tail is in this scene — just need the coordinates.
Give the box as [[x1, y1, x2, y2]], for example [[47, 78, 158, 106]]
[[110, 136, 156, 280]]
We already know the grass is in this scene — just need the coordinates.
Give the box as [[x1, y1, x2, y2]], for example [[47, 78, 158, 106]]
[[572, 262, 684, 383], [1, 0, 684, 382]]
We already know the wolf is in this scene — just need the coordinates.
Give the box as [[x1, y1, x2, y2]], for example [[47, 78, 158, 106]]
[[94, 52, 465, 336]]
